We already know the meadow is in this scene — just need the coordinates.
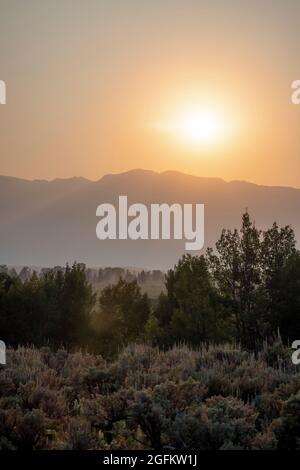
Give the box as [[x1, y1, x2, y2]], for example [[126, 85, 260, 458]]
[[0, 341, 299, 450]]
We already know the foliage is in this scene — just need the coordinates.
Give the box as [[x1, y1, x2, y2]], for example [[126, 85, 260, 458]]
[[207, 213, 296, 347], [0, 342, 299, 450], [150, 255, 231, 347], [0, 212, 300, 450], [94, 279, 150, 355], [0, 263, 96, 349], [0, 265, 150, 354]]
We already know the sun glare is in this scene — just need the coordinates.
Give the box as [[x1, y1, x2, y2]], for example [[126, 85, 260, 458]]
[[153, 105, 227, 147], [177, 109, 223, 144]]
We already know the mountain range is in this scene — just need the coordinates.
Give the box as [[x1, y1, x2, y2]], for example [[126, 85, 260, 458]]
[[0, 169, 299, 269]]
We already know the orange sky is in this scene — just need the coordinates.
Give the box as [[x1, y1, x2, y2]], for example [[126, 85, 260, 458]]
[[1, 0, 300, 187]]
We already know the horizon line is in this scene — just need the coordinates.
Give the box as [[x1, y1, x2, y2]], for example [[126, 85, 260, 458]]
[[1, 168, 300, 191]]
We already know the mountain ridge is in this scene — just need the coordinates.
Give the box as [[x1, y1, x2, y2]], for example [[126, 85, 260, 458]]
[[1, 169, 299, 191], [1, 169, 300, 269]]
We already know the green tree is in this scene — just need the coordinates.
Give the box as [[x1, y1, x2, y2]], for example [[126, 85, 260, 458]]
[[151, 254, 230, 347], [260, 223, 296, 336], [96, 278, 150, 355], [269, 253, 300, 341], [54, 263, 96, 348], [207, 212, 261, 347], [0, 263, 96, 349], [207, 212, 297, 347]]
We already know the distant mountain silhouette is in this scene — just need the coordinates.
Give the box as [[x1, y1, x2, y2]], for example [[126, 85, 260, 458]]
[[1, 169, 300, 269]]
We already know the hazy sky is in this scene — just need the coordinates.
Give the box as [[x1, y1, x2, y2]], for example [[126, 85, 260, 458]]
[[1, 0, 300, 186]]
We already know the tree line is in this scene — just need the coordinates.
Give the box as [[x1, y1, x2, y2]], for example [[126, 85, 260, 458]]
[[0, 212, 299, 355], [0, 265, 164, 285]]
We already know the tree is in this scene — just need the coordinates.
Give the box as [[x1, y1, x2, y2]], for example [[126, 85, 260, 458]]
[[260, 223, 296, 335], [269, 253, 300, 342], [0, 263, 96, 349], [151, 254, 230, 347], [49, 263, 96, 348], [96, 279, 150, 355], [207, 212, 297, 348], [207, 212, 261, 347]]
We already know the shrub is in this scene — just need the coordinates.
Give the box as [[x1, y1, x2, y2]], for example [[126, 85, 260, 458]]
[[0, 344, 299, 450]]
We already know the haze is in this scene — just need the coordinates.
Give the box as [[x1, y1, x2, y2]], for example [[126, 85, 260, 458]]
[[1, 0, 300, 187]]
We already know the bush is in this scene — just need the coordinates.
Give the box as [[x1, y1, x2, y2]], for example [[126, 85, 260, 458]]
[[0, 343, 299, 450]]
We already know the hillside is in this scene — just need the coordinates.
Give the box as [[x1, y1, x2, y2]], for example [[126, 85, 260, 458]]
[[1, 169, 300, 269]]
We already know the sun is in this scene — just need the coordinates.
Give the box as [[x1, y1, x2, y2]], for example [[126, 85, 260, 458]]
[[177, 109, 223, 145], [152, 105, 226, 147]]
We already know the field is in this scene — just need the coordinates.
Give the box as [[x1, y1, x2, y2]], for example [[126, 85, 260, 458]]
[[0, 341, 299, 450]]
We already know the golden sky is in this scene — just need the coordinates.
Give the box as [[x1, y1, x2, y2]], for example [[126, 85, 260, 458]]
[[1, 0, 300, 187]]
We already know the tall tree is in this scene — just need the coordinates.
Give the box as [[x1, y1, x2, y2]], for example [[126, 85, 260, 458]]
[[268, 252, 300, 341], [260, 223, 296, 332], [96, 278, 150, 355], [207, 212, 261, 346], [151, 254, 230, 346]]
